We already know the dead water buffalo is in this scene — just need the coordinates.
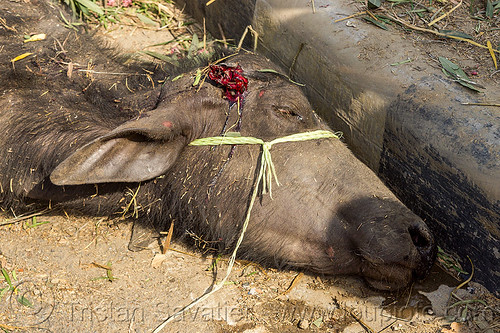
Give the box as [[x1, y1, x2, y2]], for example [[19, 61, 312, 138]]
[[0, 1, 435, 291]]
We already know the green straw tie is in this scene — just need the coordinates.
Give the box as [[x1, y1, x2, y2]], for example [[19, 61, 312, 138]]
[[189, 129, 341, 198]]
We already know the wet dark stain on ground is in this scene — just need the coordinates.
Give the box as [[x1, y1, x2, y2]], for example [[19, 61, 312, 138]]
[[382, 264, 460, 320]]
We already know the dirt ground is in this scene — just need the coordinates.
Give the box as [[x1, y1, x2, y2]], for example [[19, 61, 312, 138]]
[[0, 1, 499, 332], [355, 0, 500, 87], [1, 213, 498, 333]]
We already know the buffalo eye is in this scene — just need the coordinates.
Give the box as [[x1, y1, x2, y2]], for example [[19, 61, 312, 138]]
[[273, 105, 303, 122]]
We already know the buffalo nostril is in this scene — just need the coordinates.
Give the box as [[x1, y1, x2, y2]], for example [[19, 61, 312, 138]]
[[408, 224, 437, 278], [409, 225, 430, 249]]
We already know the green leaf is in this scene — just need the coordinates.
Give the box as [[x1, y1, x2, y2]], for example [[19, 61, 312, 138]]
[[312, 317, 323, 327], [0, 287, 9, 298], [105, 262, 116, 282], [368, 0, 381, 8], [439, 30, 474, 40], [140, 51, 179, 66], [75, 0, 104, 16], [257, 69, 279, 74], [59, 10, 71, 25], [390, 58, 412, 66], [106, 269, 115, 282], [192, 69, 203, 86], [188, 34, 199, 57], [408, 9, 427, 13], [486, 0, 494, 18], [149, 37, 190, 47], [458, 81, 482, 92], [25, 216, 51, 228], [17, 295, 33, 308], [78, 4, 90, 17], [363, 16, 388, 30], [172, 74, 184, 81], [1, 268, 12, 288], [136, 13, 157, 27], [439, 57, 483, 92], [59, 9, 82, 31], [449, 299, 488, 308], [69, 0, 77, 20]]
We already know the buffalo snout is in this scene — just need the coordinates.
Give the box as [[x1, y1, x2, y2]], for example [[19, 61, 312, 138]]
[[337, 197, 436, 290]]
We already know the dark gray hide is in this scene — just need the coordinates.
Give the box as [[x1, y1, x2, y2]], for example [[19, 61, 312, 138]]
[[0, 1, 435, 291]]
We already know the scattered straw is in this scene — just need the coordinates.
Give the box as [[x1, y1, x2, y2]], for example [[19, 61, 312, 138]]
[[366, 10, 379, 22], [91, 262, 112, 270], [451, 256, 474, 294], [0, 16, 17, 32], [162, 221, 174, 254], [217, 23, 227, 45], [461, 102, 500, 107], [237, 25, 258, 53], [428, 1, 463, 27], [121, 185, 141, 218], [0, 323, 34, 331], [152, 130, 340, 332], [347, 308, 376, 333], [336, 6, 500, 57], [289, 43, 305, 78], [125, 77, 134, 93], [282, 272, 304, 296], [384, 12, 500, 54], [0, 209, 51, 227], [203, 17, 207, 51], [446, 256, 475, 315], [78, 69, 147, 76], [334, 11, 367, 23]]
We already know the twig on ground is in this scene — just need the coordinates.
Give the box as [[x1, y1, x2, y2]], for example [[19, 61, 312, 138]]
[[334, 11, 367, 23], [0, 209, 51, 227], [384, 12, 500, 54], [428, 1, 463, 27], [461, 102, 500, 107], [281, 272, 303, 296]]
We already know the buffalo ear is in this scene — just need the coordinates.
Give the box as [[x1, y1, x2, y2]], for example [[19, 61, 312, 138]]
[[50, 113, 189, 185]]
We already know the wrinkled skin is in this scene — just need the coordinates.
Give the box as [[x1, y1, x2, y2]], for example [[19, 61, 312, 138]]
[[0, 1, 435, 291]]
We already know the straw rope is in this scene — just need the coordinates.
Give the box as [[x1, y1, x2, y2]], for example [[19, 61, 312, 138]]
[[190, 130, 340, 198]]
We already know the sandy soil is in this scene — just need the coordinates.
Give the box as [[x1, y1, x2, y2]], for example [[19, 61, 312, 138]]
[[1, 213, 498, 333]]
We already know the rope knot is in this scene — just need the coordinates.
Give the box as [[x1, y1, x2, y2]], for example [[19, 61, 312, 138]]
[[263, 141, 272, 151], [261, 141, 278, 197]]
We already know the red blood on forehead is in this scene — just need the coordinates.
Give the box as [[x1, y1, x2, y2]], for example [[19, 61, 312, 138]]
[[208, 64, 248, 102]]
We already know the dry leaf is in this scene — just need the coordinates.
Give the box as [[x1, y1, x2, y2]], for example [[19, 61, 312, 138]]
[[151, 253, 168, 268]]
